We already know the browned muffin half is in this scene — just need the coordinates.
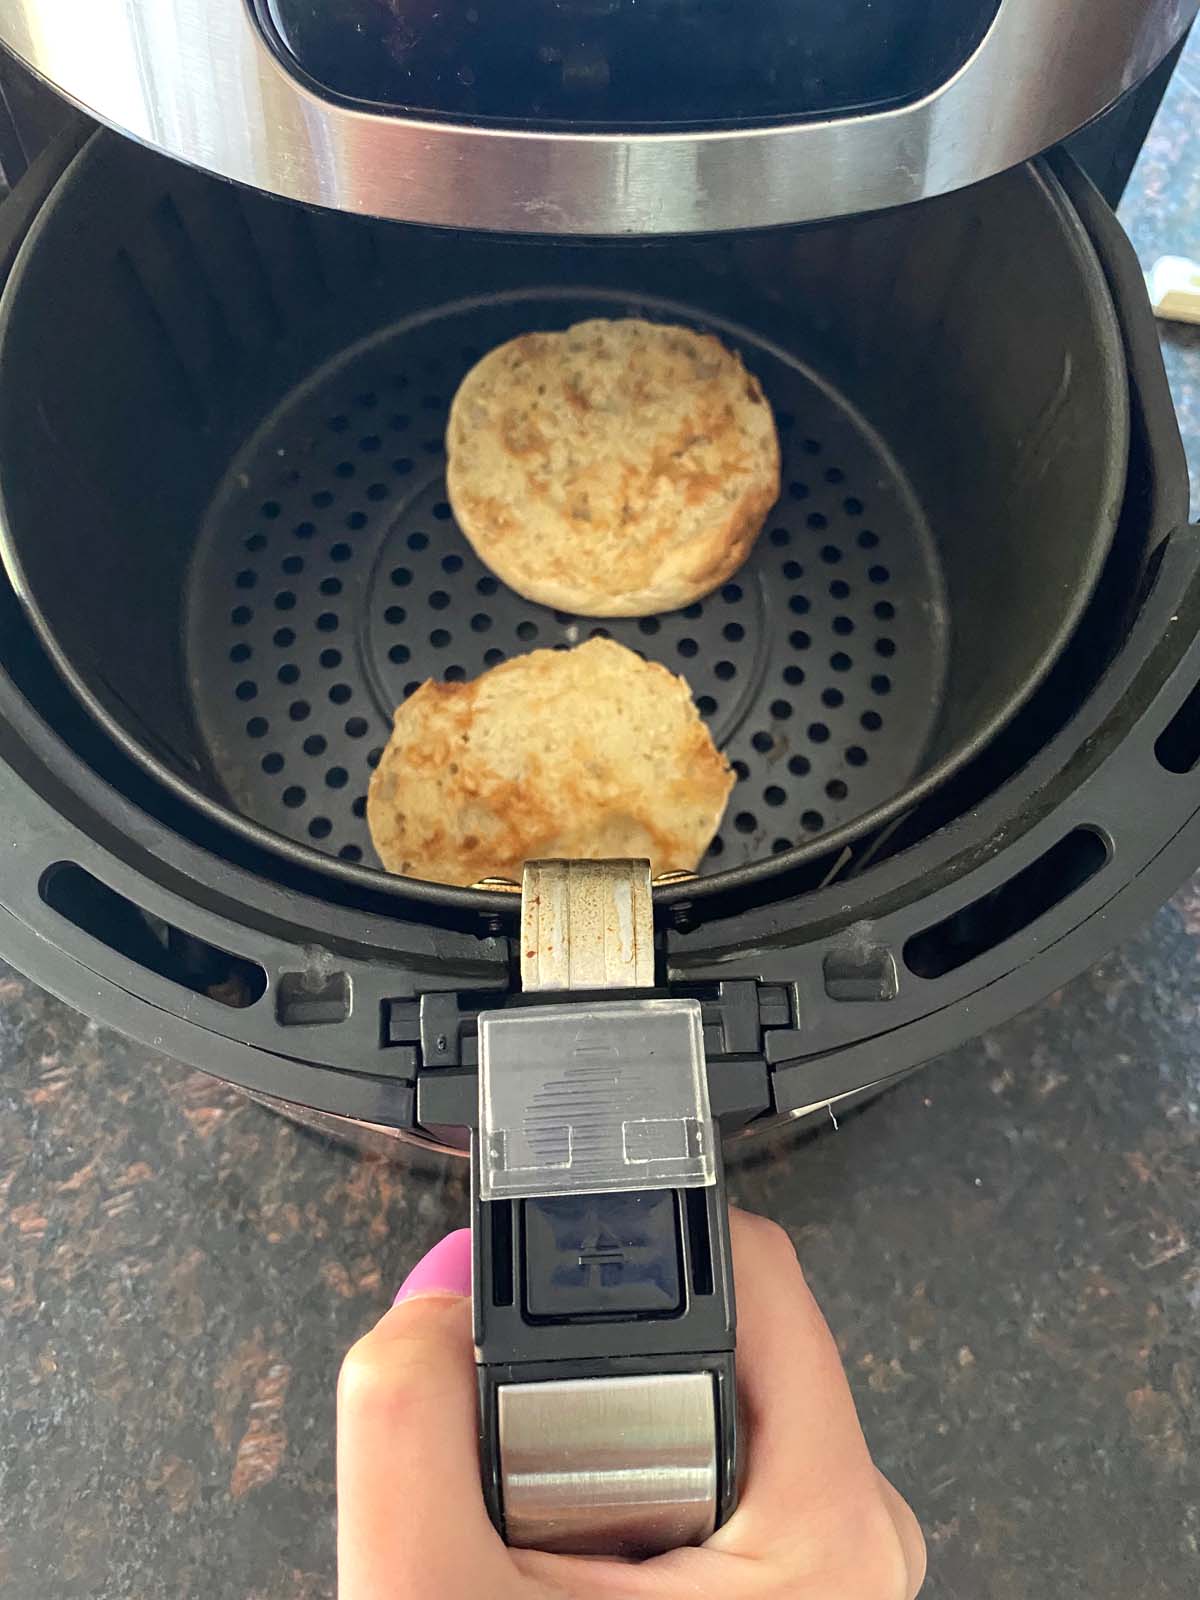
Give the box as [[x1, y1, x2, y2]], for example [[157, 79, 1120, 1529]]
[[445, 318, 780, 617], [367, 638, 733, 884]]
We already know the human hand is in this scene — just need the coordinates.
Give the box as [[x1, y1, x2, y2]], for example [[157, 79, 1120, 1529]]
[[338, 1209, 925, 1599]]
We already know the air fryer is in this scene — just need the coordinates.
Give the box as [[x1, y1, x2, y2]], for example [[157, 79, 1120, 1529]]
[[0, 0, 1198, 1560]]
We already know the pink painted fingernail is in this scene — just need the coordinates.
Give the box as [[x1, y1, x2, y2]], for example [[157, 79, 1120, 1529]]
[[393, 1228, 472, 1305]]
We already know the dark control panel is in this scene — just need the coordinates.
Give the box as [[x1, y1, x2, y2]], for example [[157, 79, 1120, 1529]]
[[257, 0, 1001, 129]]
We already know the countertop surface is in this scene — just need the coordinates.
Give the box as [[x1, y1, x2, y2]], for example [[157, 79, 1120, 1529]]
[[4, 54, 1200, 1600]]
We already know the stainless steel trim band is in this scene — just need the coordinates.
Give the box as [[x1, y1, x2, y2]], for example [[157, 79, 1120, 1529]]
[[0, 0, 1193, 235]]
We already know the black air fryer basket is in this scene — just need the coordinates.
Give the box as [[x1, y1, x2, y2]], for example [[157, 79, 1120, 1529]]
[[0, 135, 1128, 885], [0, 129, 1198, 1149]]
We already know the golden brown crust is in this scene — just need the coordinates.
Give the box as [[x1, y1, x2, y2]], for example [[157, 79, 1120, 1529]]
[[445, 319, 781, 617], [366, 638, 734, 884]]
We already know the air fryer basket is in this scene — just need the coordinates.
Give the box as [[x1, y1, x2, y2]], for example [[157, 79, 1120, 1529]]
[[0, 132, 1194, 1146], [0, 135, 1127, 892]]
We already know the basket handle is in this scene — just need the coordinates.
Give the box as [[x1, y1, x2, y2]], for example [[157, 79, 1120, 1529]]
[[472, 860, 738, 1557]]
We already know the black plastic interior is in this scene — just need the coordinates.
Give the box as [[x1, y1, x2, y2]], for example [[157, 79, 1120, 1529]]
[[39, 861, 268, 1007], [903, 827, 1110, 978], [258, 0, 1001, 129]]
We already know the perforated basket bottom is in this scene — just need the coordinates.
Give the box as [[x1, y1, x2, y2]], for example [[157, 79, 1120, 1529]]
[[187, 289, 948, 875]]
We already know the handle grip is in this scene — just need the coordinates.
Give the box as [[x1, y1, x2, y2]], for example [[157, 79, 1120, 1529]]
[[471, 859, 737, 1557], [474, 1171, 738, 1557]]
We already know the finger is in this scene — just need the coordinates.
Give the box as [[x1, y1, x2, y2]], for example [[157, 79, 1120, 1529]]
[[721, 1210, 878, 1536], [514, 1477, 924, 1600], [877, 1469, 927, 1600], [513, 1543, 739, 1600], [712, 1211, 901, 1567], [337, 1245, 510, 1600], [515, 1212, 926, 1599]]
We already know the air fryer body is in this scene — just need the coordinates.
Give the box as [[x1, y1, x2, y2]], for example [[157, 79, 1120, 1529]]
[[0, 0, 1195, 233], [0, 120, 1192, 1151], [0, 12, 1194, 1152]]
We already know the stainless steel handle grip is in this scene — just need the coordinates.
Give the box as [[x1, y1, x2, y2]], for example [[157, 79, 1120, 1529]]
[[498, 1372, 719, 1557]]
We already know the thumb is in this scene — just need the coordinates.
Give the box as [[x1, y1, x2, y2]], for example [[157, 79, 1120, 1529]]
[[337, 1231, 509, 1600]]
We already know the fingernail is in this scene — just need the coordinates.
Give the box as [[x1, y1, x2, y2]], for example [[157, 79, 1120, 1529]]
[[393, 1228, 472, 1305]]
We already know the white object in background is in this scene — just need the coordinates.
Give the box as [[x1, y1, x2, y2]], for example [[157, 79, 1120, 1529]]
[[1146, 255, 1200, 324]]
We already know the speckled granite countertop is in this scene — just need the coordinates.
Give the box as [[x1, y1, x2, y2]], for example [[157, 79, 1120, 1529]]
[[2, 901, 1198, 1600], [4, 54, 1200, 1600]]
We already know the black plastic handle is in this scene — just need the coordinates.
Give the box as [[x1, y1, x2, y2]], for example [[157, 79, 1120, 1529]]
[[474, 1145, 738, 1554]]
